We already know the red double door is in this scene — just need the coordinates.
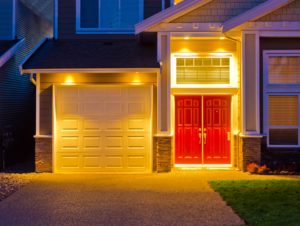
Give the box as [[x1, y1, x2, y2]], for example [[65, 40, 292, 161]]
[[175, 96, 231, 165]]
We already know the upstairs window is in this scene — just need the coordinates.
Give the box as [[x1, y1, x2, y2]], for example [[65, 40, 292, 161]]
[[268, 56, 300, 84], [77, 0, 143, 33]]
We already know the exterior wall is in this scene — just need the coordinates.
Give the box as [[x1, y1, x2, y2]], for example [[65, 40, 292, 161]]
[[259, 38, 300, 169], [238, 137, 262, 171], [36, 72, 158, 172], [58, 0, 162, 39], [154, 136, 172, 172], [257, 0, 300, 22], [0, 1, 52, 170], [171, 0, 267, 23], [0, 0, 14, 40], [35, 137, 52, 172]]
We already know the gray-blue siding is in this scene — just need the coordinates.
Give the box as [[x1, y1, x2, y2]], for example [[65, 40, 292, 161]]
[[0, 0, 52, 169]]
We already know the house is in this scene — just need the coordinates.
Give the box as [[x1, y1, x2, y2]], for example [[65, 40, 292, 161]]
[[0, 0, 52, 170], [21, 0, 300, 173]]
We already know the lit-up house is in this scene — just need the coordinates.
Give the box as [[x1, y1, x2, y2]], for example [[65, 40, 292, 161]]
[[21, 0, 300, 173], [0, 0, 52, 170]]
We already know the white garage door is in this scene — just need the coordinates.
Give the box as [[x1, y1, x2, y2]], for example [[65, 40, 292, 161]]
[[54, 85, 152, 173]]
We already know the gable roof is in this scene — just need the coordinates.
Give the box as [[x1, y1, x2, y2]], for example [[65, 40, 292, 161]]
[[0, 39, 24, 68], [223, 0, 295, 32], [135, 0, 213, 34], [21, 39, 159, 73]]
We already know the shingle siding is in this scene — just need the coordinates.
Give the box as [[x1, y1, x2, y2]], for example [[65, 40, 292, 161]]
[[58, 0, 162, 39], [257, 0, 300, 22], [171, 0, 268, 23], [0, 0, 52, 169], [0, 0, 14, 40]]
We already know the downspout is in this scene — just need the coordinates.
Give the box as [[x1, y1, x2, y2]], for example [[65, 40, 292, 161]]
[[30, 73, 37, 86]]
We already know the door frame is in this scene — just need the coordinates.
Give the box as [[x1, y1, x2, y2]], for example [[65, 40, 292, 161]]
[[52, 84, 154, 173], [171, 89, 238, 168]]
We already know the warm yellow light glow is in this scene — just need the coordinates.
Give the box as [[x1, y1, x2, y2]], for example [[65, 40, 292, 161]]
[[63, 75, 75, 85], [219, 37, 225, 40], [131, 75, 143, 85], [179, 48, 191, 52], [174, 0, 183, 4], [184, 37, 190, 40]]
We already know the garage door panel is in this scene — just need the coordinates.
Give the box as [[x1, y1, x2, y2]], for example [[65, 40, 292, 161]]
[[127, 155, 147, 168], [82, 155, 102, 168], [127, 118, 149, 131], [59, 103, 80, 116], [83, 103, 105, 115], [105, 119, 124, 131], [55, 85, 151, 173], [83, 136, 102, 149], [57, 155, 80, 168], [104, 156, 124, 168], [127, 136, 147, 148], [61, 119, 81, 131], [82, 118, 102, 131], [59, 136, 81, 150]]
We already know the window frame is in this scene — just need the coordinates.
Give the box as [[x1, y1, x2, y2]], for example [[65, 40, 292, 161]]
[[76, 0, 144, 34], [263, 50, 300, 148], [171, 53, 236, 88]]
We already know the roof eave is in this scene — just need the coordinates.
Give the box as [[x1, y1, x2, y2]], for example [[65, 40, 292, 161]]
[[21, 68, 161, 74], [135, 0, 213, 34], [223, 0, 294, 33], [0, 38, 24, 68]]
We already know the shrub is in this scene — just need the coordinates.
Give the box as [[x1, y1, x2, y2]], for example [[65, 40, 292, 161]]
[[247, 163, 270, 174], [247, 162, 259, 174]]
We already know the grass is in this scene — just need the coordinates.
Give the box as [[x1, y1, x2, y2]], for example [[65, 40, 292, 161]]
[[210, 180, 300, 226]]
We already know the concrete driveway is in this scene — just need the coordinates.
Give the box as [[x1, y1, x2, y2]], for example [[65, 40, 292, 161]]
[[0, 171, 252, 226]]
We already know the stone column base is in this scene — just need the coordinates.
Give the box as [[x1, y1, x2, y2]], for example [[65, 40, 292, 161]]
[[154, 136, 172, 173], [35, 137, 52, 172], [239, 136, 262, 171]]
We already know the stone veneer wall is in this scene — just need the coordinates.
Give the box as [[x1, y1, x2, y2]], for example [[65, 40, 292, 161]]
[[35, 137, 52, 172], [238, 137, 262, 171], [154, 136, 172, 172]]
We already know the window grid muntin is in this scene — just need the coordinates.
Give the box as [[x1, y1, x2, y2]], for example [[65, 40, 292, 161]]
[[176, 57, 230, 84], [76, 0, 143, 33], [268, 56, 300, 84]]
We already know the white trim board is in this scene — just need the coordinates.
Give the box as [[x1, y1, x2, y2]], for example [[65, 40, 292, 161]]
[[0, 38, 24, 68], [223, 0, 294, 32], [21, 68, 160, 74], [135, 0, 213, 34]]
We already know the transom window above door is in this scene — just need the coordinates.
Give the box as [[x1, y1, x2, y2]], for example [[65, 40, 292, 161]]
[[175, 57, 231, 84], [76, 0, 143, 34]]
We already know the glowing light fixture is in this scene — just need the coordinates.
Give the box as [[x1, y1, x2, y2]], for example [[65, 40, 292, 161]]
[[219, 37, 225, 40], [132, 75, 143, 85], [63, 75, 75, 85], [184, 36, 190, 40]]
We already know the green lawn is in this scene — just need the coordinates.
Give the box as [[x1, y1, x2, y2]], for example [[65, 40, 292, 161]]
[[210, 180, 300, 226]]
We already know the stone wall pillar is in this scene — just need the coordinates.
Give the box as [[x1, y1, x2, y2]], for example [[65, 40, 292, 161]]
[[154, 136, 172, 172], [239, 136, 262, 171], [35, 137, 52, 172]]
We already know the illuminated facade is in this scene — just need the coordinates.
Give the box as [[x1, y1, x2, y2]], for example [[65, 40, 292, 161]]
[[21, 0, 300, 173]]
